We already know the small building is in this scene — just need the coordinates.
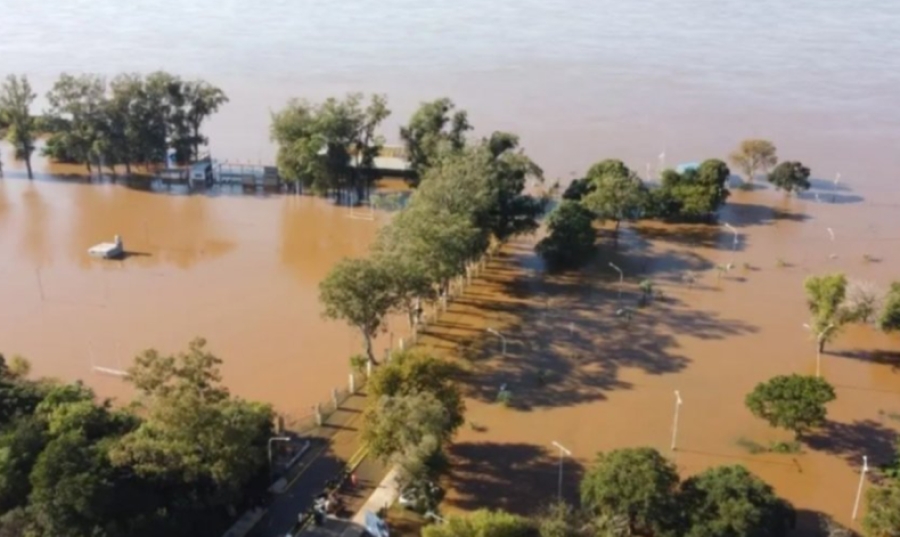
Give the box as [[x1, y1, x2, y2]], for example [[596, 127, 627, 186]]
[[190, 161, 213, 188]]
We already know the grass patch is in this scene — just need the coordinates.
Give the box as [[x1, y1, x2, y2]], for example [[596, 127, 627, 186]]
[[736, 437, 767, 454], [736, 437, 802, 454], [496, 389, 513, 407]]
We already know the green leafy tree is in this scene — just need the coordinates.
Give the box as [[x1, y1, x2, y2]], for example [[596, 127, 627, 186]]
[[400, 97, 471, 182], [562, 177, 595, 201], [767, 161, 811, 193], [423, 509, 533, 537], [271, 93, 390, 196], [181, 80, 229, 160], [678, 465, 794, 537], [368, 350, 465, 432], [804, 273, 849, 351], [581, 169, 648, 246], [111, 339, 273, 506], [536, 200, 597, 270], [878, 282, 900, 333], [745, 374, 836, 438], [657, 159, 731, 220], [319, 258, 396, 363], [43, 73, 108, 173], [729, 139, 778, 183], [0, 75, 38, 179], [864, 480, 900, 537], [376, 253, 435, 330], [0, 507, 37, 537], [481, 132, 545, 241], [580, 447, 680, 536], [0, 417, 47, 512], [585, 159, 631, 181]]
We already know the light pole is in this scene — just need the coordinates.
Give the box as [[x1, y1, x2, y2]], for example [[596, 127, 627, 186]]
[[803, 323, 835, 378], [833, 172, 841, 202], [723, 222, 738, 252], [551, 441, 572, 502], [852, 455, 869, 520], [671, 390, 683, 451], [609, 262, 624, 300], [268, 436, 291, 478], [486, 328, 507, 356]]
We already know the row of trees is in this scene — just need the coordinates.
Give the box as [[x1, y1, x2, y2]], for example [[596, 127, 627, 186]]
[[0, 340, 273, 537], [539, 158, 731, 269], [316, 98, 545, 362], [425, 447, 797, 537], [0, 72, 227, 179]]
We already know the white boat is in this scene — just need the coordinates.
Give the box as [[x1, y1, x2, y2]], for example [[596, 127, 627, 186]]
[[88, 235, 124, 259]]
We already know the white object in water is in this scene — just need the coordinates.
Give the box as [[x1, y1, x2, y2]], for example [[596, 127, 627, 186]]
[[88, 235, 124, 259]]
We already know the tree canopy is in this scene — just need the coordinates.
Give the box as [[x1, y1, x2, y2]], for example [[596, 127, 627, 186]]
[[536, 200, 597, 270], [580, 447, 680, 536], [422, 509, 533, 537], [745, 374, 836, 438], [270, 93, 390, 196], [0, 75, 38, 179], [804, 273, 849, 350], [679, 465, 794, 537], [655, 159, 731, 220], [729, 139, 778, 183], [581, 164, 648, 243], [319, 257, 396, 363], [864, 480, 900, 537], [400, 97, 471, 182], [878, 282, 900, 333], [767, 161, 811, 193], [368, 350, 465, 433]]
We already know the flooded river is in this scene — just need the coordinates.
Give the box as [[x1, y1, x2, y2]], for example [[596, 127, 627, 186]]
[[1, 0, 900, 527]]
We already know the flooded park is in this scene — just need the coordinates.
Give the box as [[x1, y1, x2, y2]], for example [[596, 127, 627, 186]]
[[1, 0, 900, 532]]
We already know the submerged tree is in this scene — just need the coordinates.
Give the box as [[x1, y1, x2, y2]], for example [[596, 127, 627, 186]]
[[0, 75, 38, 179], [804, 273, 849, 351], [768, 161, 811, 194], [271, 93, 389, 196], [182, 80, 229, 160], [878, 282, 900, 333], [655, 159, 731, 220], [678, 465, 795, 537], [536, 200, 597, 270], [581, 166, 648, 246], [729, 139, 778, 183], [580, 447, 680, 536], [319, 258, 396, 363], [864, 480, 900, 537], [400, 97, 471, 182], [423, 509, 533, 537], [745, 374, 836, 439]]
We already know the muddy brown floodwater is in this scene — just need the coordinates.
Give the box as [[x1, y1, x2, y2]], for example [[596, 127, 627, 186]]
[[0, 146, 404, 424], [416, 187, 900, 532]]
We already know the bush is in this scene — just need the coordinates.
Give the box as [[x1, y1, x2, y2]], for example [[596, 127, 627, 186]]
[[536, 201, 597, 270]]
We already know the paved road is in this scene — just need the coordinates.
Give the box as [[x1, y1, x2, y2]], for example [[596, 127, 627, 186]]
[[249, 392, 388, 537]]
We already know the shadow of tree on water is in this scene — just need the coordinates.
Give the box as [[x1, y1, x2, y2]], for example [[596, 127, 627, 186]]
[[803, 419, 898, 470], [836, 348, 900, 372], [446, 442, 584, 515]]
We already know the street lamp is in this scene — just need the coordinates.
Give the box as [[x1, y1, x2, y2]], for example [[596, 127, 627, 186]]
[[803, 323, 835, 378], [268, 436, 291, 477], [671, 390, 683, 451], [723, 222, 738, 252], [852, 455, 869, 520], [608, 262, 624, 299], [486, 328, 507, 356], [551, 441, 572, 502]]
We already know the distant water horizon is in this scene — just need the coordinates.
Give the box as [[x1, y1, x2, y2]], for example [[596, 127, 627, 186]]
[[1, 0, 899, 197]]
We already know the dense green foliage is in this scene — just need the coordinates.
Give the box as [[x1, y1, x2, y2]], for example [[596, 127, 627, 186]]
[[0, 75, 38, 179], [423, 509, 533, 537], [865, 479, 900, 537], [654, 159, 731, 220], [319, 257, 396, 363], [729, 139, 778, 183], [400, 97, 471, 182], [745, 374, 836, 437], [878, 282, 900, 333], [804, 273, 849, 350], [536, 200, 597, 269], [40, 72, 226, 173], [767, 161, 811, 193], [580, 447, 680, 536], [270, 93, 389, 195], [0, 341, 272, 537], [581, 165, 648, 243], [679, 465, 794, 537]]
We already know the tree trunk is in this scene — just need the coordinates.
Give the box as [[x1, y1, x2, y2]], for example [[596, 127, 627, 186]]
[[24, 154, 33, 180], [818, 338, 826, 354], [362, 330, 378, 365], [125, 161, 132, 176], [613, 219, 621, 249]]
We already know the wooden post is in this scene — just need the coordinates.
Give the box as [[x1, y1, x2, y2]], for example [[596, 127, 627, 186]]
[[315, 404, 323, 426], [366, 360, 373, 377], [349, 373, 356, 393], [332, 388, 338, 407]]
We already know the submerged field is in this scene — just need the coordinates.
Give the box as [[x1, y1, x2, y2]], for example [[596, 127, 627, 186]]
[[416, 186, 900, 532]]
